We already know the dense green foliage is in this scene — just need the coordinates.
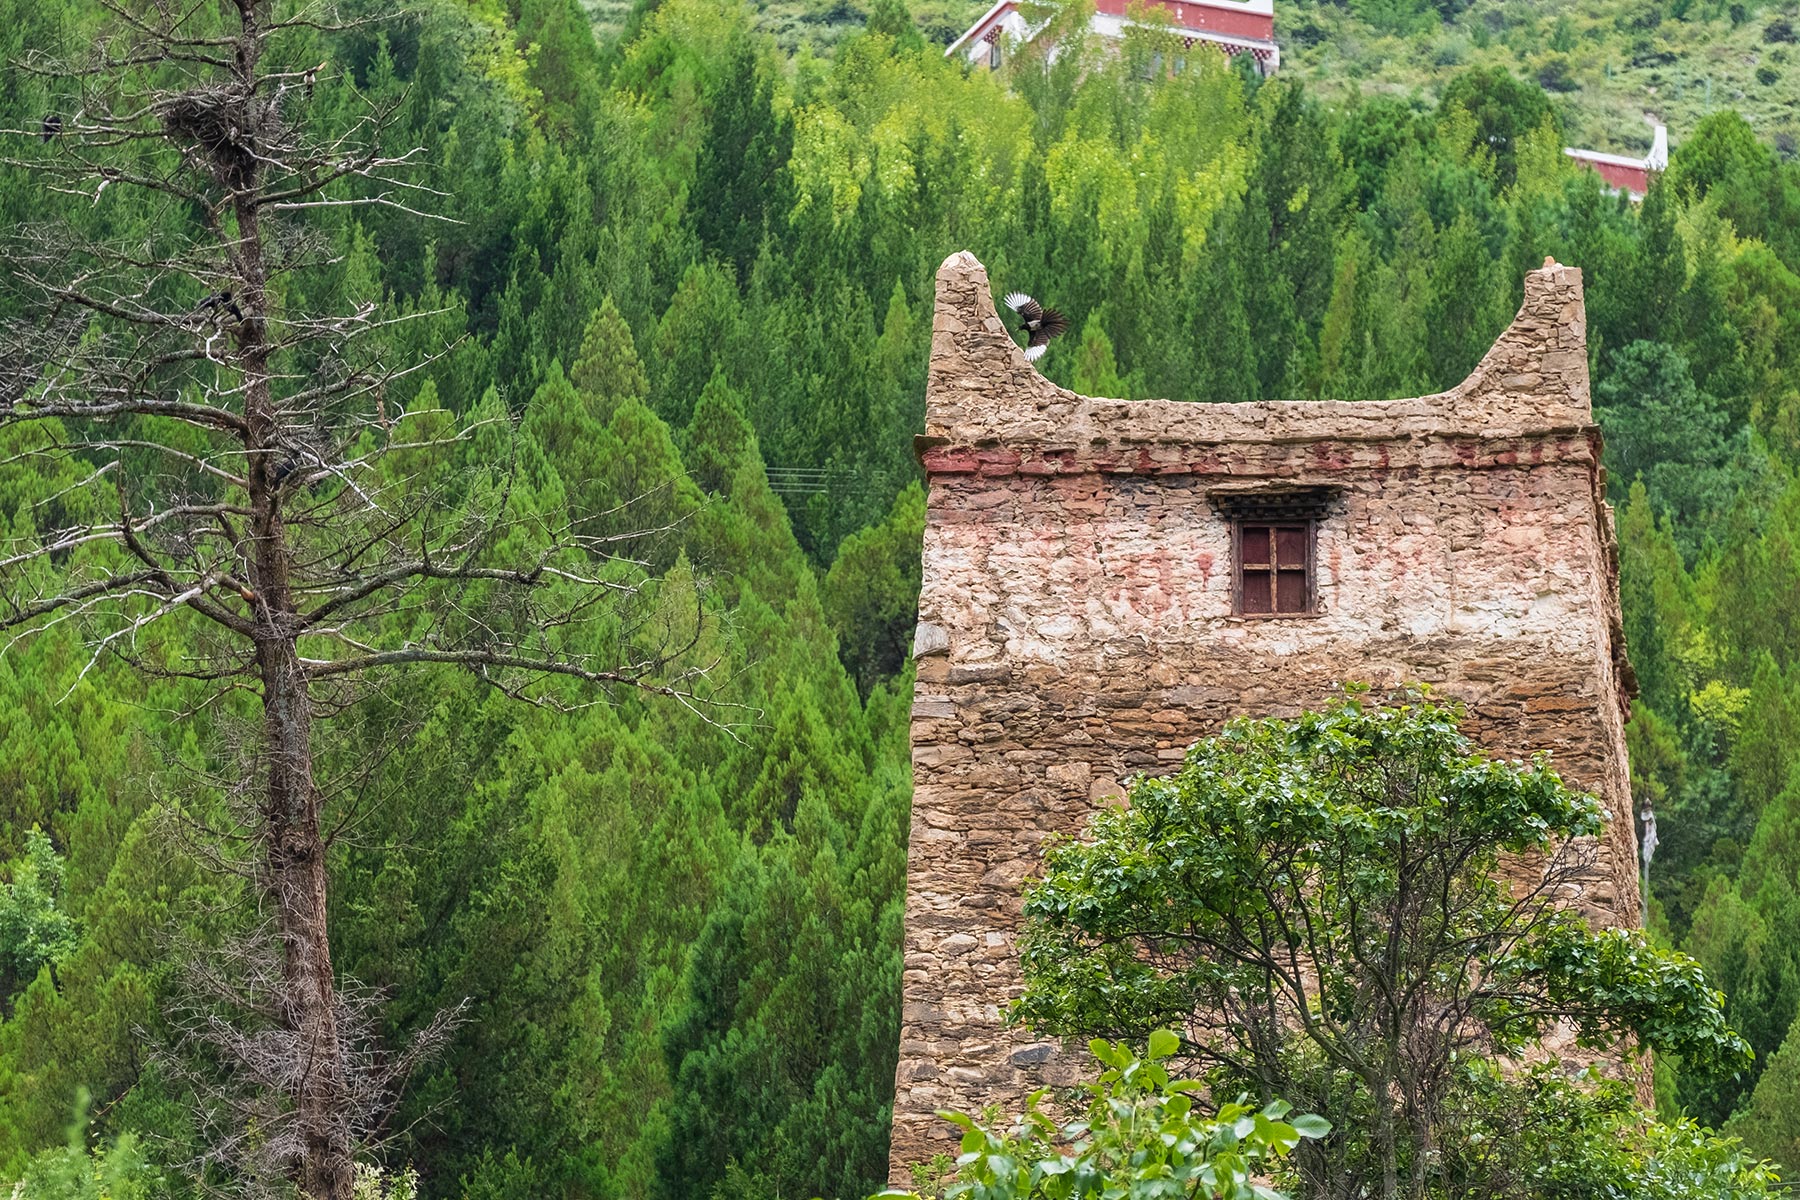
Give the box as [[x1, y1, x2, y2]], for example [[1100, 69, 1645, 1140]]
[[4, 0, 1800, 1194], [7, 1123, 160, 1200], [884, 1032, 1331, 1200], [1013, 692, 1759, 1199]]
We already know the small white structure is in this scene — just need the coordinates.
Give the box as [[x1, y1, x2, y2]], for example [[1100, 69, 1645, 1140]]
[[946, 0, 1280, 76], [1564, 123, 1668, 202]]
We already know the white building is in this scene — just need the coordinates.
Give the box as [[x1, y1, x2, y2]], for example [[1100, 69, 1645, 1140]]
[[1564, 123, 1669, 202]]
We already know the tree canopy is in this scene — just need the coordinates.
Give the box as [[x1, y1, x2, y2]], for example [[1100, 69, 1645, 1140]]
[[1016, 690, 1754, 1199]]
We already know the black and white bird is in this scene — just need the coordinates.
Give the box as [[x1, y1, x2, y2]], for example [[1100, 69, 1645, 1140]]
[[1002, 291, 1069, 362], [40, 113, 61, 142]]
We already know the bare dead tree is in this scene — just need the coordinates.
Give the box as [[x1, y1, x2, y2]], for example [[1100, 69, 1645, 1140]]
[[156, 911, 468, 1200], [0, 2, 738, 1197]]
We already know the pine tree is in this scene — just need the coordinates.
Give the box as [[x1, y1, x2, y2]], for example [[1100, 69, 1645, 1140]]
[[1595, 341, 1754, 557], [517, 0, 604, 140], [652, 262, 750, 428], [689, 42, 794, 283], [1184, 207, 1259, 403], [1427, 211, 1504, 386], [0, 832, 78, 1008], [1730, 657, 1800, 822], [1069, 311, 1127, 397], [685, 371, 759, 498], [1615, 483, 1697, 718], [1730, 1014, 1800, 1175], [571, 297, 651, 420], [821, 484, 925, 698], [1682, 769, 1800, 1124], [657, 785, 902, 1200]]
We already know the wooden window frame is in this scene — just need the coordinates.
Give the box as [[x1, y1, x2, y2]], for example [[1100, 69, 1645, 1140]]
[[1231, 519, 1317, 617], [1213, 487, 1337, 620]]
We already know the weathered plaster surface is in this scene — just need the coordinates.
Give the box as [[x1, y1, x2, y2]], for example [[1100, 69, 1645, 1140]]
[[889, 252, 1639, 1179]]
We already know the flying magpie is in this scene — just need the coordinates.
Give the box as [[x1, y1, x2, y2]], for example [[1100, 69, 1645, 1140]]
[[1002, 291, 1069, 362]]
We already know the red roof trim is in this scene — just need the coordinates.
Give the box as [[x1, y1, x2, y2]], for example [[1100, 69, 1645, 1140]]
[[1093, 0, 1275, 40]]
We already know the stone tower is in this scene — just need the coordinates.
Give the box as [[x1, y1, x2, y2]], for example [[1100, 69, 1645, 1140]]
[[890, 251, 1639, 1175]]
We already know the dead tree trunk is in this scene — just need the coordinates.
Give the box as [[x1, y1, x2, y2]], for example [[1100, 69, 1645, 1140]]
[[257, 626, 352, 1200], [249, 363, 354, 1200], [215, 111, 355, 1197]]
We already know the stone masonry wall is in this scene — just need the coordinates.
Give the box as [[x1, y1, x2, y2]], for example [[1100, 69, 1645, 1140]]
[[889, 251, 1640, 1179]]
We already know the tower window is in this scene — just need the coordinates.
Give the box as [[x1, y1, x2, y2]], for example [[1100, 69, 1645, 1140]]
[[1213, 488, 1337, 618], [1235, 522, 1313, 615]]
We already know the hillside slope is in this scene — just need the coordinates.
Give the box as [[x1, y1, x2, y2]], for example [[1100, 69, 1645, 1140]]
[[651, 0, 1800, 155], [1280, 0, 1800, 156]]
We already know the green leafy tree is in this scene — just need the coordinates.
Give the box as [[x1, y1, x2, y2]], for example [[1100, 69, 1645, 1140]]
[[1015, 689, 1750, 1200], [1441, 1066, 1780, 1199], [0, 831, 79, 1008], [6, 1117, 158, 1200], [866, 0, 926, 52], [1665, 112, 1770, 201], [1339, 96, 1422, 210], [1437, 67, 1559, 189]]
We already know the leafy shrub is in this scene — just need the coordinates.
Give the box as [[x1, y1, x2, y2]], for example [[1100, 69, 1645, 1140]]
[[1537, 52, 1580, 91], [0, 829, 79, 1003], [878, 1032, 1329, 1200], [6, 1109, 157, 1200]]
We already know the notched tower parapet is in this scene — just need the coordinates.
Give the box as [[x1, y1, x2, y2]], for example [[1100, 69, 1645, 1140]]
[[892, 251, 1637, 1180]]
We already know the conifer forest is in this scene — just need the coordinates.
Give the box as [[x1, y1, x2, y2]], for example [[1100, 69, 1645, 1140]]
[[7, 0, 1800, 1196]]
